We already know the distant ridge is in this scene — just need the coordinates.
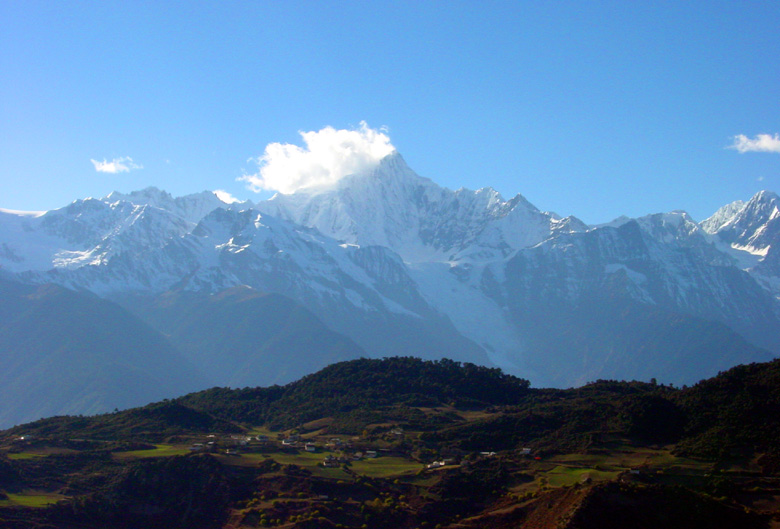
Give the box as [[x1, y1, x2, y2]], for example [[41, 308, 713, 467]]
[[1, 154, 780, 422]]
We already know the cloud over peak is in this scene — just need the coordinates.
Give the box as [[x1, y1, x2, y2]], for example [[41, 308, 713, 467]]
[[730, 133, 780, 154], [241, 121, 395, 195], [214, 189, 242, 204], [90, 157, 143, 173]]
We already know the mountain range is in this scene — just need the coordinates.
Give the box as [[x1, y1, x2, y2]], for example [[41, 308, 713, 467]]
[[1, 151, 779, 426]]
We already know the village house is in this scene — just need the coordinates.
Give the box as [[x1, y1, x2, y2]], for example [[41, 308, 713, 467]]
[[230, 435, 250, 446], [325, 438, 343, 449], [322, 455, 340, 468]]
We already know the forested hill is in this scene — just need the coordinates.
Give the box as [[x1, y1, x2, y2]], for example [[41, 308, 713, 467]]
[[5, 358, 780, 529], [178, 357, 531, 429], [674, 358, 780, 458], [3, 358, 529, 439], [7, 356, 780, 461]]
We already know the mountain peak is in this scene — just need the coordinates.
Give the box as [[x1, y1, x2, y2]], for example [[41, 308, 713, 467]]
[[258, 153, 575, 260], [105, 186, 173, 206], [701, 190, 780, 255], [376, 149, 407, 172], [747, 189, 780, 210], [701, 200, 746, 234], [102, 187, 247, 226], [319, 150, 433, 196]]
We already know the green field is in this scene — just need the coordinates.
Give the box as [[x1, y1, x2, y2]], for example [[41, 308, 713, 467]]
[[528, 449, 714, 491], [6, 452, 46, 461], [543, 465, 618, 487], [0, 492, 66, 508], [219, 450, 422, 479], [113, 444, 189, 459], [546, 449, 708, 474], [247, 426, 276, 437], [351, 457, 423, 478]]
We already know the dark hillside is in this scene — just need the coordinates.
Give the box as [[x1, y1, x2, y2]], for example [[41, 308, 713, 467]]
[[421, 380, 683, 454], [53, 454, 230, 529], [565, 482, 766, 529], [179, 357, 530, 428], [674, 359, 780, 458], [6, 401, 241, 441]]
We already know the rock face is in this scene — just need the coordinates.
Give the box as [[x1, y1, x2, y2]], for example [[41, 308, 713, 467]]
[[1, 153, 779, 397]]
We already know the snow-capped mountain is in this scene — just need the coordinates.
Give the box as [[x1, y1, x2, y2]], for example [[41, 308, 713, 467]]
[[702, 190, 780, 255], [2, 153, 779, 396], [6, 195, 489, 371], [701, 190, 780, 283], [259, 152, 588, 262], [256, 154, 780, 384], [0, 187, 246, 274]]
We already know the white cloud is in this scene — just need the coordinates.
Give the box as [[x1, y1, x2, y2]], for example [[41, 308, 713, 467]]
[[90, 156, 143, 173], [730, 133, 780, 154], [214, 189, 242, 204], [240, 121, 395, 194]]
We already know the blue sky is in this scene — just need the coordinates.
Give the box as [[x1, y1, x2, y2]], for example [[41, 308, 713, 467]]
[[1, 1, 778, 224]]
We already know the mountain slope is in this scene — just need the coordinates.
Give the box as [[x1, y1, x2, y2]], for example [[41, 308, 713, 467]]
[[492, 218, 777, 385], [117, 286, 367, 388], [0, 278, 208, 428], [37, 205, 492, 366]]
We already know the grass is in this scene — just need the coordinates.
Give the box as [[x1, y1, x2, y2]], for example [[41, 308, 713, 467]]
[[544, 466, 618, 487], [547, 449, 705, 474], [247, 426, 276, 437], [530, 448, 714, 490], [6, 452, 46, 461], [218, 450, 422, 479], [0, 491, 66, 508], [219, 451, 353, 479], [310, 466, 352, 480], [113, 444, 189, 459], [262, 451, 325, 466], [351, 457, 423, 478], [217, 451, 328, 471], [457, 409, 499, 421], [301, 417, 333, 431], [549, 454, 615, 467]]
